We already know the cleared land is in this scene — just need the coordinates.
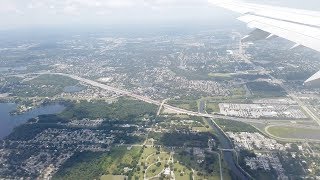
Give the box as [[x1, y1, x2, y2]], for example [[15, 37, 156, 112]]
[[215, 119, 258, 133], [100, 175, 127, 180], [206, 102, 220, 114], [266, 126, 320, 140], [167, 99, 198, 112]]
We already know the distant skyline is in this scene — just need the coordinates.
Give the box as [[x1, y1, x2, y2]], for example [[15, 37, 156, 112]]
[[0, 0, 319, 30]]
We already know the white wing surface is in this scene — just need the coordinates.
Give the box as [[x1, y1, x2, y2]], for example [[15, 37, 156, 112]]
[[209, 0, 320, 85]]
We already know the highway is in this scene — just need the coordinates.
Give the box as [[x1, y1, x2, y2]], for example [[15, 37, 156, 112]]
[[33, 72, 319, 132], [35, 72, 320, 127], [236, 37, 320, 127], [285, 92, 320, 126], [37, 72, 267, 124]]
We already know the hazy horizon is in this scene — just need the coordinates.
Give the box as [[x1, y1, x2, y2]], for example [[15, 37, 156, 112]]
[[0, 0, 319, 31]]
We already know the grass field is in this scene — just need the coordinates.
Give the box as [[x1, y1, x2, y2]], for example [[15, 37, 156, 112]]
[[208, 73, 234, 77], [53, 146, 142, 180], [131, 146, 225, 180], [246, 81, 287, 97], [208, 73, 234, 80], [100, 175, 127, 180], [173, 162, 192, 180], [146, 163, 165, 178], [231, 87, 246, 96], [192, 126, 210, 132], [146, 152, 170, 165], [203, 96, 252, 104], [266, 126, 320, 140], [215, 119, 258, 133], [206, 102, 220, 113], [167, 99, 198, 112]]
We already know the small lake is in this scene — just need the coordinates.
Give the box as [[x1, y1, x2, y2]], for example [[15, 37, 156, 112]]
[[0, 103, 66, 139], [63, 86, 84, 93]]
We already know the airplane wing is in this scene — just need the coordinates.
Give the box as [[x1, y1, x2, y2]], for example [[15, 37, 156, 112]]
[[209, 0, 320, 86]]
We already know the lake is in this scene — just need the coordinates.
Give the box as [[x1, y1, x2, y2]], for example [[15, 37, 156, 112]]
[[0, 103, 66, 139]]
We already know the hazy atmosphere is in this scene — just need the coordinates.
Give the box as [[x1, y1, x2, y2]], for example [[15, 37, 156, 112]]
[[0, 0, 319, 30]]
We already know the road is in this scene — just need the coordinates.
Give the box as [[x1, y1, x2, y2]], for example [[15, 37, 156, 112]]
[[157, 98, 169, 116], [237, 36, 320, 126], [34, 73, 269, 125], [285, 92, 320, 126], [36, 72, 319, 131]]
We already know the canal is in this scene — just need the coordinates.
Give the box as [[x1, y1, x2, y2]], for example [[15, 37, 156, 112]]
[[199, 100, 250, 180]]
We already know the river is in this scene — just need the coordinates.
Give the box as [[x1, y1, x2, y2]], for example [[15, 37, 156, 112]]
[[0, 103, 66, 139]]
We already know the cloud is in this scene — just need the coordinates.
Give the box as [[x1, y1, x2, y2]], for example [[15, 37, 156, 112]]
[[145, 0, 207, 6], [0, 0, 22, 14], [1, 0, 207, 14]]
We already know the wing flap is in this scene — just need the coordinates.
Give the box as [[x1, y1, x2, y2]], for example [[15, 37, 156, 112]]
[[209, 0, 320, 27], [238, 14, 320, 52]]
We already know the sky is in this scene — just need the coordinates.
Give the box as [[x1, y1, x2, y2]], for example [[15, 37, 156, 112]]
[[0, 0, 319, 30]]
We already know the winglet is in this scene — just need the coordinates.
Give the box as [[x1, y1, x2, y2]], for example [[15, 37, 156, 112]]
[[305, 70, 320, 87]]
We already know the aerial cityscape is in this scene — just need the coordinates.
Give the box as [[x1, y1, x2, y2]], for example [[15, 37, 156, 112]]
[[0, 0, 320, 180]]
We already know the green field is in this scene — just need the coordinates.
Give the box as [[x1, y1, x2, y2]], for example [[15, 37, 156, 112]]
[[202, 96, 252, 104], [231, 87, 246, 96], [132, 147, 172, 179], [266, 126, 320, 140], [246, 81, 287, 97], [208, 73, 234, 80], [206, 102, 220, 113], [167, 99, 198, 112], [173, 162, 192, 180], [100, 175, 127, 180], [53, 146, 142, 180], [215, 119, 258, 133]]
